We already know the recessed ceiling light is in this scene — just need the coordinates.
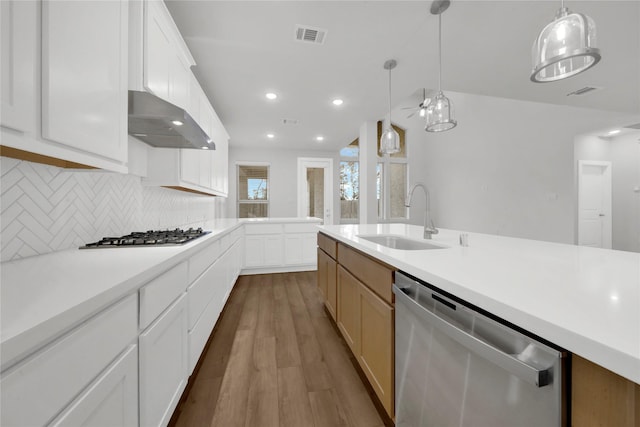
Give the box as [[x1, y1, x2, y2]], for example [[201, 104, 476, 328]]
[[316, 136, 324, 142], [267, 133, 275, 139], [265, 93, 277, 100], [201, 147, 209, 150], [608, 129, 621, 135], [332, 99, 343, 106], [172, 120, 183, 126]]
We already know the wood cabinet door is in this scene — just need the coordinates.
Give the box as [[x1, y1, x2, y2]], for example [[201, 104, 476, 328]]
[[41, 0, 127, 163], [139, 294, 188, 427], [325, 255, 337, 321], [317, 248, 329, 299], [358, 281, 394, 417], [337, 266, 360, 355], [50, 345, 138, 427]]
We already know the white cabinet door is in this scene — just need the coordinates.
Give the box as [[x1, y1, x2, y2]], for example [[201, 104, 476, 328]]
[[0, 0, 36, 133], [143, 0, 171, 100], [168, 53, 190, 110], [211, 136, 229, 196], [244, 235, 283, 268], [180, 149, 201, 187], [264, 235, 284, 266], [244, 236, 265, 267], [50, 345, 138, 427], [41, 0, 127, 163], [139, 293, 188, 427]]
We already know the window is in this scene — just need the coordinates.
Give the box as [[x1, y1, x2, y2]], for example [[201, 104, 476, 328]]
[[377, 121, 408, 221], [237, 164, 269, 218], [339, 140, 359, 223]]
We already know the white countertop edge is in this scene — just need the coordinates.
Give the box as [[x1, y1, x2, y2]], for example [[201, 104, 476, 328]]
[[0, 218, 317, 370], [317, 225, 640, 385]]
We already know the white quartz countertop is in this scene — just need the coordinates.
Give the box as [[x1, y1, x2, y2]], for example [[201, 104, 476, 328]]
[[318, 223, 640, 385], [0, 217, 320, 370]]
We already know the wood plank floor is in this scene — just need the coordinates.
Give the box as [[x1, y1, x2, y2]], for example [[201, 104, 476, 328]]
[[170, 272, 385, 427]]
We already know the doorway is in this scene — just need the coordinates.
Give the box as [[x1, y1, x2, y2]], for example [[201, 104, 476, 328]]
[[578, 160, 612, 248], [297, 158, 334, 224]]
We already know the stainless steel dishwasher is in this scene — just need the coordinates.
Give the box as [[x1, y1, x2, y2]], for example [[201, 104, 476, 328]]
[[394, 271, 567, 427]]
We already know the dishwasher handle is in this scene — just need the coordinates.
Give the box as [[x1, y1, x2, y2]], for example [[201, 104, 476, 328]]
[[393, 284, 555, 388]]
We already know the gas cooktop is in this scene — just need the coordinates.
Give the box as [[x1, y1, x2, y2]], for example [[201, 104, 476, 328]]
[[80, 228, 210, 249]]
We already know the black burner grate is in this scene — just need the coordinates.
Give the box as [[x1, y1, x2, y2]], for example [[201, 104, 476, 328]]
[[80, 228, 210, 249]]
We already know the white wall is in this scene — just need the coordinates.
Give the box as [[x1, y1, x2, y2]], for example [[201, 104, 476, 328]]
[[227, 146, 340, 221], [574, 132, 640, 252], [394, 91, 638, 244]]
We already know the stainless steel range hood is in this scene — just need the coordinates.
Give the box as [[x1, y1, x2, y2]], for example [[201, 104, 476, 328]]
[[128, 90, 215, 150]]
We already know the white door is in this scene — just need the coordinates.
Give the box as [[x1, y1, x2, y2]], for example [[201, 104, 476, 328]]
[[297, 158, 334, 224], [578, 160, 612, 248]]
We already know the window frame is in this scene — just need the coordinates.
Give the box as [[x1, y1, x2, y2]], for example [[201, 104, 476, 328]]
[[377, 122, 409, 222], [339, 140, 360, 224], [236, 162, 270, 218]]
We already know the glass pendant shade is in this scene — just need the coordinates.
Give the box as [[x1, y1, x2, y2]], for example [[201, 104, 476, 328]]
[[531, 7, 600, 83], [380, 59, 399, 154], [425, 92, 457, 132], [380, 122, 400, 154]]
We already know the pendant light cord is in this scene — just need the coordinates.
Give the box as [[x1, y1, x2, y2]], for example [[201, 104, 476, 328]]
[[388, 67, 392, 126], [438, 13, 442, 92]]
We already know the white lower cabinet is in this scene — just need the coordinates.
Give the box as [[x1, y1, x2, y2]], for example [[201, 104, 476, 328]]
[[139, 293, 188, 427], [50, 345, 138, 427], [0, 294, 138, 427], [243, 221, 320, 273]]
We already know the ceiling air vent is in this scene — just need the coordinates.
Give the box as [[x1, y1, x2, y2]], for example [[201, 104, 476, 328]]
[[566, 86, 602, 96], [295, 25, 327, 44], [282, 118, 299, 126]]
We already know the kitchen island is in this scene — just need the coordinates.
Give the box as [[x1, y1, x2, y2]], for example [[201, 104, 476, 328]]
[[318, 223, 640, 424]]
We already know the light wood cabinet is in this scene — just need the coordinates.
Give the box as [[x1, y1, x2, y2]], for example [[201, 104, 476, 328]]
[[317, 232, 395, 418], [357, 279, 394, 416], [572, 355, 640, 427], [337, 265, 361, 355]]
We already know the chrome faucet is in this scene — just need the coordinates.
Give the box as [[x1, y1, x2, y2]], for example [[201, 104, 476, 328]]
[[405, 182, 439, 239]]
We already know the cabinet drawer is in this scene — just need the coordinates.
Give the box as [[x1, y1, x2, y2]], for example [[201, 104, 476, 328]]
[[0, 294, 137, 427], [189, 240, 220, 284], [187, 258, 223, 330], [318, 232, 337, 259], [244, 223, 283, 235], [140, 261, 188, 330], [188, 293, 223, 374], [338, 243, 394, 304]]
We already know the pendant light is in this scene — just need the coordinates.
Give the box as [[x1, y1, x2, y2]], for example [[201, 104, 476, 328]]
[[380, 59, 400, 154], [530, 0, 601, 83], [425, 0, 457, 133]]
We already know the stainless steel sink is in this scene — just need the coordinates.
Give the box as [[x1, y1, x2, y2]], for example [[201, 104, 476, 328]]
[[358, 235, 448, 250]]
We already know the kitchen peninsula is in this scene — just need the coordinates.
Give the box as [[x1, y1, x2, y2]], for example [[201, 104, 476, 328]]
[[318, 223, 640, 424]]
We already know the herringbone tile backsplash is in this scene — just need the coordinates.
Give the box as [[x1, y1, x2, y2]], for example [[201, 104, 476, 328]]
[[1, 157, 226, 262]]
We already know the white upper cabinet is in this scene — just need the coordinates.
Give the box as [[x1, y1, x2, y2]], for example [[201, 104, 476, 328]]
[[133, 0, 230, 197], [142, 0, 193, 110], [0, 0, 128, 172], [41, 0, 128, 164], [0, 0, 36, 133]]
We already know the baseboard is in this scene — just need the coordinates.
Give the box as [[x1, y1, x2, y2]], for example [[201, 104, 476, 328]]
[[240, 264, 317, 275]]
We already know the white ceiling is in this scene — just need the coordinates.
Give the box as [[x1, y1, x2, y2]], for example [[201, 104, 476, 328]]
[[165, 0, 640, 152]]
